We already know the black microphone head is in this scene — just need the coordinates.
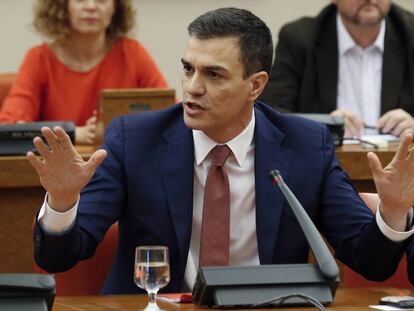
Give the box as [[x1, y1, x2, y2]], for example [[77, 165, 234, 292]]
[[269, 170, 282, 183], [269, 170, 278, 180]]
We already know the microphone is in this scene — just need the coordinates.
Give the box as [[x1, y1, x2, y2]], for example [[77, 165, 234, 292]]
[[192, 170, 340, 308], [269, 170, 339, 280]]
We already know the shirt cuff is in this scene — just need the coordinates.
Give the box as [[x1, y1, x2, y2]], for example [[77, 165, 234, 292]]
[[37, 193, 79, 234], [376, 200, 414, 242]]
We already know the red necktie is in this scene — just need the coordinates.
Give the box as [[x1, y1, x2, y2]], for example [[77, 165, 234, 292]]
[[199, 145, 232, 267]]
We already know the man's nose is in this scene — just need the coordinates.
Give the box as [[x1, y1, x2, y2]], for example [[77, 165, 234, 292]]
[[186, 73, 206, 96]]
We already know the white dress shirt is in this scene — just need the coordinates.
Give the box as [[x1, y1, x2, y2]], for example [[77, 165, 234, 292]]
[[336, 14, 385, 132], [184, 111, 259, 288]]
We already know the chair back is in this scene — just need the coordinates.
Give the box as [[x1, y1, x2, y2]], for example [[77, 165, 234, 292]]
[[33, 223, 118, 295], [343, 193, 410, 288]]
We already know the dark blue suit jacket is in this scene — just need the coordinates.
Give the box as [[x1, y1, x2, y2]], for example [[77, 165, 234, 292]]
[[34, 102, 409, 293]]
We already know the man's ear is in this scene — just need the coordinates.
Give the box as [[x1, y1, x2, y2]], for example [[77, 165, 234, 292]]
[[248, 71, 268, 101]]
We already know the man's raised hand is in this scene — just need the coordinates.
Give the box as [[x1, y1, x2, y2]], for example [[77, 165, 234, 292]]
[[26, 126, 107, 212], [367, 133, 414, 231]]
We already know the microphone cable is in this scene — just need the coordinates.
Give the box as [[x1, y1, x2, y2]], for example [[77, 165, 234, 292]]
[[252, 293, 326, 310]]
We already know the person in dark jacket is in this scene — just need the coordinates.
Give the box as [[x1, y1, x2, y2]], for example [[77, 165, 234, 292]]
[[260, 1, 414, 138]]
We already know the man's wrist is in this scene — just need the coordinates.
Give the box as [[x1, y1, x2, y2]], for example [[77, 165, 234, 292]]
[[379, 202, 409, 232], [48, 193, 79, 213], [38, 193, 79, 234], [376, 201, 414, 242]]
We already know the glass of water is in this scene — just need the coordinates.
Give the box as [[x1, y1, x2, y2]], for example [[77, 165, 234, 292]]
[[134, 246, 170, 310]]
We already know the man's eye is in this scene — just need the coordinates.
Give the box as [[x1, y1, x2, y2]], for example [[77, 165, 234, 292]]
[[208, 71, 220, 79], [183, 65, 193, 74]]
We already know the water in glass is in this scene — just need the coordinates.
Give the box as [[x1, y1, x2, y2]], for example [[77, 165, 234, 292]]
[[134, 246, 170, 310]]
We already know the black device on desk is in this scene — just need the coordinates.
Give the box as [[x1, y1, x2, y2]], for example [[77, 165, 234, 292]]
[[192, 170, 339, 309], [0, 121, 75, 156], [380, 296, 414, 308], [293, 114, 345, 147], [0, 274, 55, 311]]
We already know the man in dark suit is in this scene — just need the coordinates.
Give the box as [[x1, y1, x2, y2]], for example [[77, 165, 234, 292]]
[[29, 7, 414, 294], [260, 0, 414, 138]]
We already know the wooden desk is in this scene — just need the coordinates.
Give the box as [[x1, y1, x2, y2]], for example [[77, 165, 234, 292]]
[[0, 144, 397, 273], [0, 146, 92, 273], [53, 288, 413, 310], [335, 143, 397, 192], [0, 143, 395, 189]]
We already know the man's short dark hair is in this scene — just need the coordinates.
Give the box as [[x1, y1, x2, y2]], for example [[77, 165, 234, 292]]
[[188, 7, 273, 78]]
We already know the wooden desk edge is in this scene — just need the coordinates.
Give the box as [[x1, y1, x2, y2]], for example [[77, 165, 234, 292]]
[[0, 144, 398, 188], [0, 146, 93, 188]]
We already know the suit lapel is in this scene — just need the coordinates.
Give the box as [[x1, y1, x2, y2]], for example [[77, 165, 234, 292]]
[[381, 18, 404, 114], [254, 108, 292, 264], [158, 117, 194, 267]]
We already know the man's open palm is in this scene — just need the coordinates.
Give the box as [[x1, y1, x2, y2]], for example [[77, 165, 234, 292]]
[[27, 127, 107, 211], [368, 133, 414, 229]]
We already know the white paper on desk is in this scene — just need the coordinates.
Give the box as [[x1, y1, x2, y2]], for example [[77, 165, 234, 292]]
[[370, 305, 414, 310], [343, 134, 400, 145]]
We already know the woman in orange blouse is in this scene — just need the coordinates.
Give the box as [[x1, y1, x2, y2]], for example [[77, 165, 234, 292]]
[[0, 0, 167, 144]]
